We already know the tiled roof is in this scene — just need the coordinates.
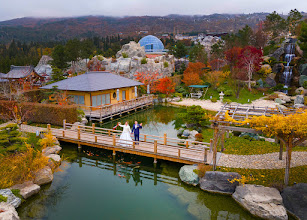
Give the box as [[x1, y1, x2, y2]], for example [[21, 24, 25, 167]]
[[40, 71, 143, 92], [0, 73, 8, 82], [5, 65, 34, 79]]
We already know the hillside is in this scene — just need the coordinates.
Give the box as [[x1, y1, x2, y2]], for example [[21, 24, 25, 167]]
[[0, 13, 270, 42]]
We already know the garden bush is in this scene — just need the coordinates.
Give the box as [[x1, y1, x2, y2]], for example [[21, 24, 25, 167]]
[[211, 98, 217, 102], [195, 133, 203, 142], [141, 58, 147, 64], [224, 90, 233, 96], [223, 98, 232, 103], [303, 80, 307, 89], [0, 124, 27, 154], [217, 87, 225, 92], [163, 61, 169, 68], [0, 101, 79, 126], [122, 52, 128, 58]]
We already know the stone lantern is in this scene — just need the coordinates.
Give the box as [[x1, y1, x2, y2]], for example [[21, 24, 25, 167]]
[[219, 91, 224, 102]]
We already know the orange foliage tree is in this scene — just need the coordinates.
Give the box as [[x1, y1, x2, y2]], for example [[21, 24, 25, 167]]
[[135, 71, 161, 93], [155, 77, 175, 96], [182, 62, 207, 86], [204, 71, 230, 88]]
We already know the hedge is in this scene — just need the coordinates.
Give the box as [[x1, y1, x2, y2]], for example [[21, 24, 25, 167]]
[[0, 101, 79, 126]]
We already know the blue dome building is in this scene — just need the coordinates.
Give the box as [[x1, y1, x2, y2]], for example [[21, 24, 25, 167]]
[[139, 35, 164, 53]]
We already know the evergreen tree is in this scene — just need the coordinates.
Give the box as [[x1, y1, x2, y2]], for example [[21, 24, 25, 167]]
[[298, 22, 307, 58], [51, 45, 68, 69]]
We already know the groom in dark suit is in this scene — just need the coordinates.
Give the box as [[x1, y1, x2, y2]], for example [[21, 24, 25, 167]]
[[132, 121, 142, 143]]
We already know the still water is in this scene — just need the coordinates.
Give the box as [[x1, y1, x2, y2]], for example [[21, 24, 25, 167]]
[[18, 105, 258, 220]]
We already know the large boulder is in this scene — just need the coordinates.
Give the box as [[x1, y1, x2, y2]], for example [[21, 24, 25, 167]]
[[34, 166, 53, 186], [182, 130, 190, 137], [200, 171, 241, 195], [190, 130, 199, 138], [232, 184, 288, 220], [47, 154, 61, 163], [272, 63, 284, 74], [294, 95, 304, 105], [275, 98, 286, 104], [116, 41, 146, 58], [0, 202, 19, 220], [0, 189, 21, 208], [299, 75, 307, 87], [42, 145, 62, 156], [265, 77, 277, 87], [299, 63, 307, 76], [281, 183, 307, 220], [10, 181, 40, 199], [271, 47, 285, 61], [179, 165, 199, 186]]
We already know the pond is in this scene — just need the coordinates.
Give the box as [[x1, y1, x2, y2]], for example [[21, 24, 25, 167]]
[[17, 105, 259, 220]]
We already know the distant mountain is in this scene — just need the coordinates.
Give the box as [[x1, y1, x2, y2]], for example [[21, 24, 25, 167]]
[[0, 13, 274, 43]]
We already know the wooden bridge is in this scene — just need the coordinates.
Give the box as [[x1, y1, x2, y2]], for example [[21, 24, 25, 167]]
[[48, 121, 214, 165], [81, 95, 154, 122]]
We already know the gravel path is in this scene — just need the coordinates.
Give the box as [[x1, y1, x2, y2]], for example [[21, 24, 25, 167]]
[[20, 124, 47, 133], [218, 151, 307, 169], [170, 98, 282, 112]]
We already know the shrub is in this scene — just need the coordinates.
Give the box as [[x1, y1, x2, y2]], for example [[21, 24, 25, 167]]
[[122, 52, 128, 58], [265, 93, 279, 100], [0, 101, 78, 126], [211, 98, 217, 102], [223, 98, 232, 103], [217, 87, 225, 92], [38, 132, 57, 148], [163, 61, 169, 68], [194, 164, 212, 178], [303, 81, 307, 89], [154, 60, 159, 63], [0, 124, 27, 154], [174, 93, 183, 98], [0, 194, 7, 202], [0, 143, 48, 188], [195, 133, 203, 142], [224, 90, 233, 96], [141, 58, 147, 64]]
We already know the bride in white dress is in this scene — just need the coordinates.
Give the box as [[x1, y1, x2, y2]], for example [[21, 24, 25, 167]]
[[118, 122, 133, 146]]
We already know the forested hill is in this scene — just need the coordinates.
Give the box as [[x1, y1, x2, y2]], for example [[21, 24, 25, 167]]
[[0, 13, 270, 43]]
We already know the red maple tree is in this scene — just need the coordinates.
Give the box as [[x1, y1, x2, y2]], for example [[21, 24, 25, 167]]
[[135, 71, 161, 93], [238, 46, 263, 90], [155, 77, 175, 96]]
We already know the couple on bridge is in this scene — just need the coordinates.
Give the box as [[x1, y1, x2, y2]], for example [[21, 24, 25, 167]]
[[117, 121, 142, 146]]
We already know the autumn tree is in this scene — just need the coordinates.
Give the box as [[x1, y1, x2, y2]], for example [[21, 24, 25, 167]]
[[87, 57, 105, 71], [135, 71, 160, 93], [155, 77, 175, 96], [238, 46, 263, 90], [287, 9, 303, 34], [189, 43, 208, 64], [225, 110, 307, 185], [204, 71, 229, 89], [298, 22, 307, 58], [264, 11, 287, 38], [182, 62, 206, 86]]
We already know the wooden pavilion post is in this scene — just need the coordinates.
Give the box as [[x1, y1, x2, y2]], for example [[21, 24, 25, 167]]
[[212, 122, 219, 171], [284, 137, 292, 186], [220, 131, 225, 152], [279, 141, 283, 160]]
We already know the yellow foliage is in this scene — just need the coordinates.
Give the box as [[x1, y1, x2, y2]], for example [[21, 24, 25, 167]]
[[258, 65, 272, 77], [228, 175, 257, 186], [39, 132, 57, 148], [204, 71, 230, 88], [0, 143, 48, 188], [224, 110, 307, 139]]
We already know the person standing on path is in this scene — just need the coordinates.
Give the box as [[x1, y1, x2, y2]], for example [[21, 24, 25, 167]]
[[131, 121, 142, 144]]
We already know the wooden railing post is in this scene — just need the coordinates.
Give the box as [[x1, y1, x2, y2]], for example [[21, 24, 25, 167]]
[[92, 123, 95, 134], [210, 139, 213, 152], [77, 126, 80, 140], [204, 149, 208, 163], [108, 130, 111, 136], [95, 135, 97, 143], [154, 140, 157, 154], [186, 141, 189, 149], [63, 119, 66, 130], [47, 124, 51, 132], [113, 134, 116, 146], [62, 130, 65, 137], [178, 149, 181, 158], [144, 135, 147, 142], [164, 133, 167, 145], [133, 141, 135, 149]]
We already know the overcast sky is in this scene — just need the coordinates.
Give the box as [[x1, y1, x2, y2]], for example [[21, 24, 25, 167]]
[[0, 0, 306, 21]]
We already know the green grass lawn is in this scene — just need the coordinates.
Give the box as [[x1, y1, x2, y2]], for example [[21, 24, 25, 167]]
[[201, 129, 306, 155], [202, 86, 265, 104], [216, 165, 307, 187]]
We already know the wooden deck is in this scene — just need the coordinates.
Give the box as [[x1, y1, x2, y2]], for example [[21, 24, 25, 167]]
[[82, 95, 154, 122], [49, 122, 215, 165]]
